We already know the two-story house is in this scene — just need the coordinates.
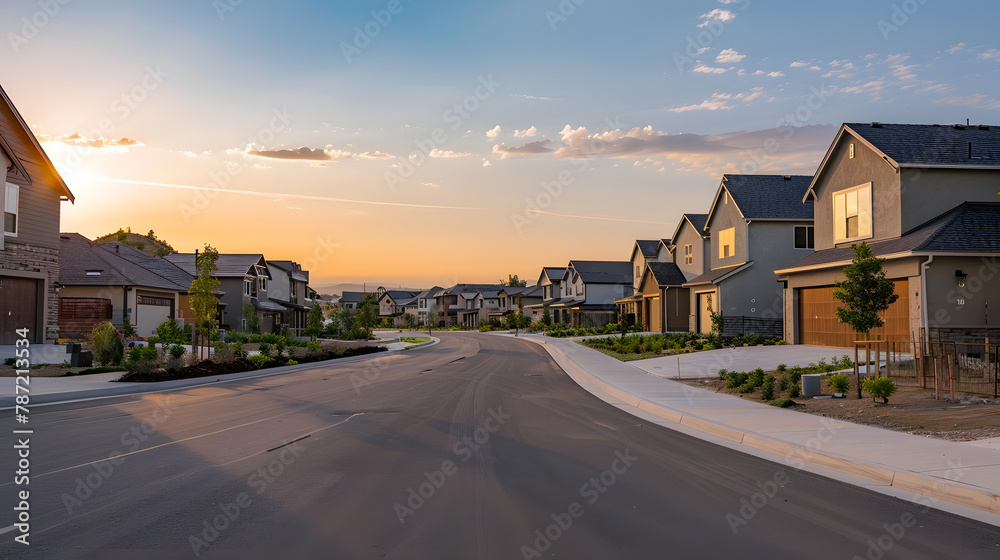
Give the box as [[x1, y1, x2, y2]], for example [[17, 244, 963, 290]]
[[527, 267, 566, 323], [415, 286, 443, 326], [555, 260, 632, 327], [617, 240, 672, 325], [0, 84, 75, 345], [683, 175, 814, 337], [776, 122, 1000, 346], [165, 253, 284, 334], [267, 260, 313, 336], [58, 234, 194, 338], [433, 283, 504, 326], [378, 289, 421, 326], [498, 285, 542, 317], [340, 291, 373, 311]]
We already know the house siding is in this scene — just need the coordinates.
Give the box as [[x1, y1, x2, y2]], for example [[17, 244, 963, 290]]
[[811, 131, 901, 250], [0, 112, 63, 250], [708, 190, 748, 269], [900, 168, 1000, 233], [674, 221, 708, 281]]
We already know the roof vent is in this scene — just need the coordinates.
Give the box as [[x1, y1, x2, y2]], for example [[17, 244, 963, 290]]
[[954, 124, 966, 130], [979, 124, 990, 131], [871, 122, 882, 128], [783, 175, 791, 180]]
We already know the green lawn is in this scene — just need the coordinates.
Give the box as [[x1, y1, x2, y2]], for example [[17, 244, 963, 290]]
[[402, 337, 431, 344]]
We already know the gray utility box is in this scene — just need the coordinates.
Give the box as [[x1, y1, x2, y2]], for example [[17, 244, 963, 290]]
[[802, 374, 822, 398]]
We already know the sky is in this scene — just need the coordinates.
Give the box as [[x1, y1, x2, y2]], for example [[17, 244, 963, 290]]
[[3, 0, 1000, 288]]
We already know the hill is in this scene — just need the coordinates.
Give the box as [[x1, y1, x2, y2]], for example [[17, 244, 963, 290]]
[[93, 228, 176, 257]]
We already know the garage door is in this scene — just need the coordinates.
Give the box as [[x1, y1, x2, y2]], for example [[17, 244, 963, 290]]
[[136, 294, 174, 338], [799, 280, 910, 347], [0, 276, 39, 344]]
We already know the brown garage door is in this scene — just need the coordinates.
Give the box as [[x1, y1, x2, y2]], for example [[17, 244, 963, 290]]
[[799, 280, 910, 347], [0, 276, 39, 344]]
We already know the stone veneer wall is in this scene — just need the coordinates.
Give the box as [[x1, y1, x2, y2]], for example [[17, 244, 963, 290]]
[[0, 242, 59, 343]]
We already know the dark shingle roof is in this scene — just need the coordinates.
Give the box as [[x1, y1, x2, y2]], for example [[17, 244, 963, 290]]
[[778, 202, 1000, 271], [683, 262, 753, 287], [164, 253, 267, 278], [59, 233, 193, 291], [685, 214, 709, 235], [267, 260, 309, 282], [721, 175, 814, 220], [438, 284, 505, 296], [543, 267, 566, 281], [635, 240, 660, 258], [846, 122, 1000, 166], [340, 291, 373, 303], [645, 262, 688, 287], [569, 261, 632, 284]]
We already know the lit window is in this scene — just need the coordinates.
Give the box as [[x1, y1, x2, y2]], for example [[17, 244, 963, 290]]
[[833, 184, 872, 242], [794, 226, 814, 249], [4, 183, 18, 236], [849, 143, 855, 159], [718, 228, 735, 259]]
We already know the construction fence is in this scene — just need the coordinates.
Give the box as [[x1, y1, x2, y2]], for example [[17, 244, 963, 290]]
[[853, 340, 999, 398]]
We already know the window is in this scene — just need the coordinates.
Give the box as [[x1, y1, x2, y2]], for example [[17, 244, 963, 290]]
[[723, 190, 728, 205], [4, 183, 18, 236], [718, 228, 735, 259], [636, 265, 640, 278], [86, 270, 102, 276], [833, 184, 872, 242], [684, 244, 693, 265], [849, 143, 855, 159], [244, 279, 253, 296], [258, 277, 267, 291], [794, 226, 814, 249]]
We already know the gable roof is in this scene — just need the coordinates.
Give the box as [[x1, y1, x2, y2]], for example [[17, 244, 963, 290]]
[[438, 283, 505, 296], [671, 213, 709, 242], [542, 267, 565, 282], [776, 202, 1000, 273], [847, 122, 1000, 167], [340, 291, 373, 303], [0, 84, 74, 202], [415, 286, 443, 299], [380, 289, 420, 306], [633, 240, 660, 260], [567, 260, 632, 284], [707, 175, 814, 226], [59, 233, 193, 290], [164, 253, 269, 278], [267, 260, 309, 283], [643, 262, 688, 287]]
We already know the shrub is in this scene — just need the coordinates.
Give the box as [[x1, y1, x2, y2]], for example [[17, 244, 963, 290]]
[[768, 397, 796, 408], [169, 345, 187, 359], [862, 377, 897, 403], [125, 345, 159, 375], [776, 364, 787, 373], [92, 322, 124, 365], [153, 320, 188, 344], [838, 355, 854, 369], [285, 359, 298, 366], [275, 337, 287, 358], [248, 354, 268, 369], [787, 365, 804, 382], [828, 374, 850, 393], [761, 374, 775, 400], [738, 382, 756, 394], [726, 371, 749, 389], [787, 383, 801, 398], [306, 340, 322, 353], [258, 342, 272, 357], [718, 368, 729, 380], [778, 375, 790, 392], [748, 368, 765, 388], [4, 358, 15, 366], [122, 316, 136, 338]]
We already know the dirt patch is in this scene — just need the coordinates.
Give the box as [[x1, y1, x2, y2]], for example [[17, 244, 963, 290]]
[[0, 364, 110, 378], [680, 376, 1000, 442]]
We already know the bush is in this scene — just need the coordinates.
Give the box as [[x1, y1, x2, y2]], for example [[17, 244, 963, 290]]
[[92, 322, 124, 365], [828, 374, 850, 393], [726, 371, 749, 389], [306, 340, 322, 353], [748, 368, 765, 388], [248, 354, 268, 369], [153, 320, 188, 345], [285, 359, 298, 366], [738, 382, 756, 394], [787, 365, 804, 382], [776, 364, 787, 372], [778, 375, 790, 392], [169, 345, 187, 359], [862, 377, 897, 403], [258, 342, 272, 357], [787, 383, 801, 398], [768, 397, 796, 408], [761, 374, 775, 400], [125, 345, 159, 375], [275, 337, 287, 358], [718, 368, 729, 380]]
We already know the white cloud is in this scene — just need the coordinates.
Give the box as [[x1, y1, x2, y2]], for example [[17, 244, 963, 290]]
[[693, 64, 728, 74], [752, 70, 765, 76], [715, 48, 745, 63], [808, 66, 822, 71], [513, 126, 538, 138], [697, 8, 735, 27], [935, 93, 1000, 110], [429, 149, 472, 158], [668, 87, 763, 112], [421, 182, 440, 188], [838, 80, 885, 95], [915, 83, 948, 94], [486, 125, 501, 138], [767, 71, 785, 78], [977, 48, 1000, 61], [789, 61, 809, 67], [946, 43, 966, 54]]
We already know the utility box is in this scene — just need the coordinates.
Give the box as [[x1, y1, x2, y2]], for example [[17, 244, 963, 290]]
[[802, 374, 822, 397]]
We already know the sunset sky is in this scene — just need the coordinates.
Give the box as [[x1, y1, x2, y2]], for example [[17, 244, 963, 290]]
[[3, 0, 1000, 287]]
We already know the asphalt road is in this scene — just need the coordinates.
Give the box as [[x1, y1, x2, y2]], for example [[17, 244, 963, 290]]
[[1, 333, 998, 560]]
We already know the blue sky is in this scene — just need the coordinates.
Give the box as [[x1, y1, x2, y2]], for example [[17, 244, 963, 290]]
[[3, 0, 999, 285]]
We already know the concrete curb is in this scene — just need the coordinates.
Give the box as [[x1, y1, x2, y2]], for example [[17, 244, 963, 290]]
[[526, 336, 1000, 517], [0, 341, 433, 408]]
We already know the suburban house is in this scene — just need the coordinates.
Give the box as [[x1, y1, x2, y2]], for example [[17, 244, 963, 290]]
[[266, 260, 313, 337], [672, 213, 711, 284], [683, 175, 815, 337], [378, 288, 421, 326], [0, 84, 75, 344], [432, 283, 503, 327], [554, 260, 633, 327], [527, 267, 567, 323], [637, 261, 690, 333], [776, 122, 1000, 346], [617, 239, 672, 325], [498, 285, 542, 316], [57, 234, 195, 338], [339, 291, 373, 311], [165, 253, 284, 334], [415, 286, 442, 326]]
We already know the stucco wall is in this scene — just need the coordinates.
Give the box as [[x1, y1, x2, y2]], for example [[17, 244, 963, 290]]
[[708, 190, 747, 269], [900, 167, 1000, 232], [675, 221, 708, 281]]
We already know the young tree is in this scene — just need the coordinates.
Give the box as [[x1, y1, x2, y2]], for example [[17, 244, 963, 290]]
[[189, 245, 221, 360], [833, 242, 899, 338], [403, 313, 415, 329], [305, 303, 324, 341], [706, 294, 724, 335], [506, 308, 531, 336], [355, 294, 379, 338], [542, 305, 552, 326], [242, 303, 261, 334]]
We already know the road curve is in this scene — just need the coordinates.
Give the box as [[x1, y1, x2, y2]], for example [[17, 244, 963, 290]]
[[1, 333, 998, 559]]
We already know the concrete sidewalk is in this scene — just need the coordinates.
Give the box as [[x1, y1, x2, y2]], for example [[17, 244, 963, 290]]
[[0, 337, 439, 407], [517, 333, 1000, 523]]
